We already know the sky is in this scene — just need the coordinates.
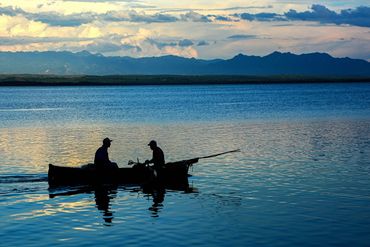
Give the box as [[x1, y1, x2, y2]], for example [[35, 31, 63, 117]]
[[0, 0, 369, 61]]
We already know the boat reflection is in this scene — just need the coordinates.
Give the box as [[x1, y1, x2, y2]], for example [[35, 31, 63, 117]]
[[48, 179, 196, 223]]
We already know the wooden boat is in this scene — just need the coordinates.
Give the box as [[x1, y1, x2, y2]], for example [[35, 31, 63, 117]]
[[48, 149, 240, 187], [48, 158, 199, 187]]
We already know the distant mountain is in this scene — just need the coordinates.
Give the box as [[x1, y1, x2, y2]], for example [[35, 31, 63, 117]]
[[0, 51, 369, 76]]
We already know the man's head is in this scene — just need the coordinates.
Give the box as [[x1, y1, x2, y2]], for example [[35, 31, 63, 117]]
[[103, 137, 112, 147], [148, 140, 157, 150]]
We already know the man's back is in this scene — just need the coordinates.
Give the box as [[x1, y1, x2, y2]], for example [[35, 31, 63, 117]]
[[94, 146, 109, 167], [152, 146, 165, 168]]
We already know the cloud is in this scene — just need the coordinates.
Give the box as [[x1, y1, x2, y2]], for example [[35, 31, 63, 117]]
[[146, 38, 177, 49], [0, 36, 91, 45], [62, 0, 137, 2], [236, 5, 370, 27], [37, 12, 97, 26], [0, 6, 26, 17], [64, 0, 156, 9], [103, 10, 179, 23], [285, 5, 370, 27], [0, 6, 96, 26], [239, 12, 282, 21], [197, 40, 209, 46], [143, 38, 198, 58], [2, 6, 219, 26], [180, 11, 211, 22], [85, 41, 142, 53], [227, 34, 258, 40], [125, 11, 178, 23], [217, 5, 273, 11], [178, 39, 194, 47], [146, 38, 195, 49], [158, 5, 273, 14], [206, 14, 234, 22]]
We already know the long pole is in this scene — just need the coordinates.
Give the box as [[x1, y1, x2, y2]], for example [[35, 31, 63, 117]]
[[197, 149, 240, 160]]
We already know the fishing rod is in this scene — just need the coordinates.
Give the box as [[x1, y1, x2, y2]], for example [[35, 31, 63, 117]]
[[197, 149, 241, 160], [128, 149, 240, 166]]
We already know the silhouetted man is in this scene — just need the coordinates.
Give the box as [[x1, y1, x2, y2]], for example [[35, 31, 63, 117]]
[[145, 140, 165, 169], [94, 138, 118, 169]]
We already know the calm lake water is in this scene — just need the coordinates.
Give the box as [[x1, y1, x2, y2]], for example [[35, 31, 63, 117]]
[[0, 83, 370, 246]]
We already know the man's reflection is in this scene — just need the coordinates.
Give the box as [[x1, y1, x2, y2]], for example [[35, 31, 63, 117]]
[[143, 179, 192, 217], [94, 185, 117, 225], [147, 186, 166, 217]]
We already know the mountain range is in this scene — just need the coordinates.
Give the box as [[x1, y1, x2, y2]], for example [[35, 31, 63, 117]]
[[0, 51, 369, 76]]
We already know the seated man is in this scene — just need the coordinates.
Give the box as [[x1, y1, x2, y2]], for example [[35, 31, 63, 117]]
[[145, 140, 165, 169], [94, 137, 118, 169]]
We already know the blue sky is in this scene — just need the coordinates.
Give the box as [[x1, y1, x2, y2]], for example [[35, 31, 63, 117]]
[[0, 0, 369, 60]]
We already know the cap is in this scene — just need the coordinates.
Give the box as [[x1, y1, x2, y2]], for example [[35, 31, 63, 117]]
[[148, 140, 157, 146], [103, 137, 113, 144]]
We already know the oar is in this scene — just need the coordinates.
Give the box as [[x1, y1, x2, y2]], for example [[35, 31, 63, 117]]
[[197, 149, 240, 160]]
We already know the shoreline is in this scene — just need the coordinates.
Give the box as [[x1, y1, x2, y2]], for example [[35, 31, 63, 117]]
[[0, 74, 369, 86]]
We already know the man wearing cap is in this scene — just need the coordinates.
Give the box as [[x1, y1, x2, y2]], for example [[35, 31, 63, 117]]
[[94, 138, 118, 169], [145, 140, 165, 170]]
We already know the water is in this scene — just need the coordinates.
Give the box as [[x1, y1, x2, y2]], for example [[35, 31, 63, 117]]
[[0, 83, 370, 246]]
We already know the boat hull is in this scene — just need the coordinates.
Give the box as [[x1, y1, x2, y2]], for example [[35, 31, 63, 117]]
[[48, 158, 198, 187]]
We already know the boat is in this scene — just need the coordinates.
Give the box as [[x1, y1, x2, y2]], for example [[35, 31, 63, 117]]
[[48, 149, 240, 187], [48, 158, 199, 187]]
